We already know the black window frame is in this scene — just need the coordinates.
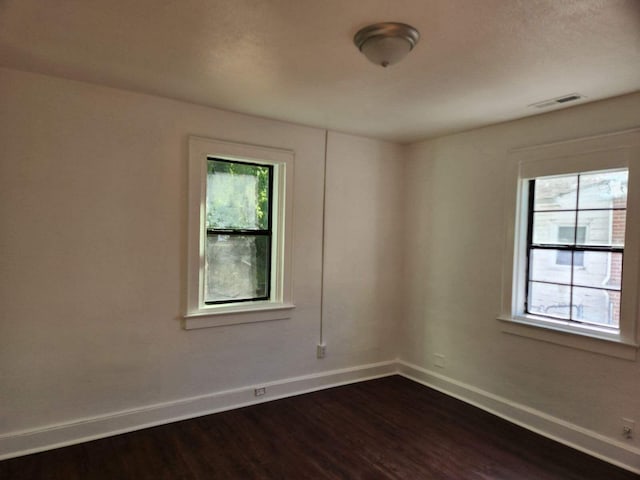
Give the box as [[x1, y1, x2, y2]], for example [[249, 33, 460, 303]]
[[525, 174, 625, 326], [204, 157, 274, 306]]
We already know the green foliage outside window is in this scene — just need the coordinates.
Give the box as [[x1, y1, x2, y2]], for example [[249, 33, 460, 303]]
[[206, 159, 270, 230]]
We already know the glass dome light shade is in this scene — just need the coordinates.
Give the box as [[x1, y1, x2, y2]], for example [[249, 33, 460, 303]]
[[354, 22, 420, 67], [360, 36, 412, 67]]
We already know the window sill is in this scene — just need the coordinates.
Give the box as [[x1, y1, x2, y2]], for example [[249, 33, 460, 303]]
[[497, 314, 638, 360], [183, 303, 295, 330]]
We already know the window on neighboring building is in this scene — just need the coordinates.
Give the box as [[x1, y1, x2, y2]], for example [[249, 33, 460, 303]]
[[555, 227, 585, 266], [525, 170, 627, 328]]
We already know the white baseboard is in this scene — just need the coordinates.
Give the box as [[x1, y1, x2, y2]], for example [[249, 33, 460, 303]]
[[397, 360, 640, 475], [0, 360, 396, 461]]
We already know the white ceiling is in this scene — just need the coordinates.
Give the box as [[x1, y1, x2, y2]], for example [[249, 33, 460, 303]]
[[1, 0, 639, 143]]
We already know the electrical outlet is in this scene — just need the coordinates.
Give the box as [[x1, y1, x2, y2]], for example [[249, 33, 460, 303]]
[[317, 343, 326, 359], [622, 418, 635, 439], [254, 387, 266, 397], [434, 354, 445, 368]]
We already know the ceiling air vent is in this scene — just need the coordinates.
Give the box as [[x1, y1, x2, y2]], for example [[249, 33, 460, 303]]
[[529, 93, 586, 109]]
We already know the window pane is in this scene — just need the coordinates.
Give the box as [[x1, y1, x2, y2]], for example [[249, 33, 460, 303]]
[[572, 252, 622, 290], [576, 209, 625, 247], [533, 176, 578, 211], [529, 249, 571, 284], [572, 287, 620, 328], [528, 282, 571, 319], [532, 211, 576, 244], [204, 235, 270, 303], [578, 170, 628, 210], [206, 160, 271, 230]]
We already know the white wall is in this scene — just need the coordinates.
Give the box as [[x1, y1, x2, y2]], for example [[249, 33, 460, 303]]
[[402, 93, 640, 457], [323, 132, 405, 364], [0, 68, 402, 449]]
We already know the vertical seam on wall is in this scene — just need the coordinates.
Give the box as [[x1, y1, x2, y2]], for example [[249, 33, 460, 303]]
[[319, 130, 329, 344]]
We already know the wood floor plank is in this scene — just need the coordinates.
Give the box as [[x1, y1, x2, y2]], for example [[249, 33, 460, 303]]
[[1, 376, 637, 479]]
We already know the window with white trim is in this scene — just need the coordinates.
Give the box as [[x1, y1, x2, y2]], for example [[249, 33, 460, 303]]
[[499, 129, 640, 360], [185, 137, 295, 330]]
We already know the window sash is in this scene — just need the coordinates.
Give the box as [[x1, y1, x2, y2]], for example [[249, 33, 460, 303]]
[[204, 232, 273, 305], [524, 177, 625, 327], [204, 158, 274, 305]]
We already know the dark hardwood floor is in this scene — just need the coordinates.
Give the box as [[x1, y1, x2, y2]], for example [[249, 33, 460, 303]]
[[1, 376, 637, 479]]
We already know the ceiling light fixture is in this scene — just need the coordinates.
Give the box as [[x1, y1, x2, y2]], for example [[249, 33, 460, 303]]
[[354, 22, 420, 67]]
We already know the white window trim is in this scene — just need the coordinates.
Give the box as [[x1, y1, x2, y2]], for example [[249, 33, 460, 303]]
[[184, 136, 295, 330], [498, 128, 640, 360]]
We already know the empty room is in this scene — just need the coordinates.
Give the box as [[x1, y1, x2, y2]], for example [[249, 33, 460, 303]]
[[1, 1, 639, 478]]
